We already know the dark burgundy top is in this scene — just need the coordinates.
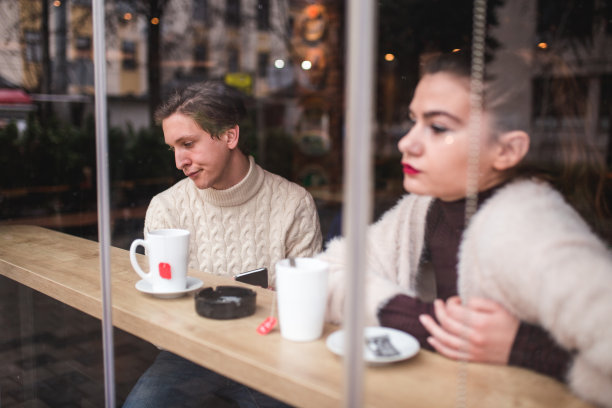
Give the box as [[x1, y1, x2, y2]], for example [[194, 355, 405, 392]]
[[377, 189, 571, 382]]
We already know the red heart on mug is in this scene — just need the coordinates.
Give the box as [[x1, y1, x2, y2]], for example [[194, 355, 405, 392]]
[[158, 262, 172, 280]]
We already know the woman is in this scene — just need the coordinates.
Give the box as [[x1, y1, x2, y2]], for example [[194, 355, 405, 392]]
[[320, 51, 612, 407]]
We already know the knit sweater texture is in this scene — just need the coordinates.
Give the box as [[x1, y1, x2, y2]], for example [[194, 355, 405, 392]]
[[320, 178, 612, 407], [144, 156, 322, 285]]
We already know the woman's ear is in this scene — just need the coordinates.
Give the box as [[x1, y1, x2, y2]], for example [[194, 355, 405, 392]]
[[225, 125, 240, 150], [493, 130, 530, 171]]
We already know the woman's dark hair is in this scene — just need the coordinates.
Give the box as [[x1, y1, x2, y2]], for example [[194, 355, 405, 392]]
[[421, 50, 610, 241], [155, 81, 248, 150]]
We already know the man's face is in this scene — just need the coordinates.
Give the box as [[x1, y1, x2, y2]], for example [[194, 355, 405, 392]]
[[163, 112, 233, 190]]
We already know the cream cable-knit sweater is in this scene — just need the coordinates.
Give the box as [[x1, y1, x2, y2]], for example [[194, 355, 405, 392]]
[[144, 156, 322, 285], [320, 179, 612, 407]]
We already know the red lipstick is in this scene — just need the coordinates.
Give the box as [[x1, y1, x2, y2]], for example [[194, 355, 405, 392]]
[[402, 163, 420, 175]]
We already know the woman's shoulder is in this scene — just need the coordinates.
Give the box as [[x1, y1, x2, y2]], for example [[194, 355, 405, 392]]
[[474, 178, 592, 237], [496, 178, 560, 197], [486, 178, 568, 212]]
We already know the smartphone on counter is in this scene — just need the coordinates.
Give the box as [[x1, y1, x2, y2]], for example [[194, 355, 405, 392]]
[[234, 267, 268, 288]]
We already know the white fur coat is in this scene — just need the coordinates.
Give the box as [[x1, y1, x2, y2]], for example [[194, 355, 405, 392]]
[[320, 179, 612, 407]]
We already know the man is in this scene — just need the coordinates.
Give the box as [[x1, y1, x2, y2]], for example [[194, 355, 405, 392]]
[[124, 81, 321, 407]]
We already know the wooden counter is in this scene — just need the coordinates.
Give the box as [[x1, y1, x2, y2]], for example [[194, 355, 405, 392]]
[[0, 225, 593, 407]]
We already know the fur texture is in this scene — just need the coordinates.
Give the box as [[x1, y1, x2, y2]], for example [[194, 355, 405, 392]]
[[322, 179, 612, 406]]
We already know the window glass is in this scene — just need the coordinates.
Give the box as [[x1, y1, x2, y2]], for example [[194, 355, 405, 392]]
[[257, 0, 270, 31], [1, 1, 610, 407], [226, 0, 241, 27], [193, 0, 210, 25]]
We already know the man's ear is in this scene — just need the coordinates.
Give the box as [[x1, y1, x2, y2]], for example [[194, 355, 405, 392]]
[[493, 130, 530, 171], [225, 125, 240, 150]]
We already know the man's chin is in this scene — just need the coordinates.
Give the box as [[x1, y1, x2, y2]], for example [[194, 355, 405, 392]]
[[189, 178, 209, 190]]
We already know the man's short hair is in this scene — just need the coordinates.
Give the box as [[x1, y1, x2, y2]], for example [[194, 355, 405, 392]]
[[155, 81, 247, 141]]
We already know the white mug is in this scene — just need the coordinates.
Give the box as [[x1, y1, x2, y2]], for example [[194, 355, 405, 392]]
[[275, 257, 329, 342], [130, 229, 190, 292]]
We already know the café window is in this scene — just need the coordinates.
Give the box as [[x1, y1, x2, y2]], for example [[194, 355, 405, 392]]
[[194, 43, 208, 76], [256, 0, 270, 31], [257, 52, 269, 78], [226, 0, 241, 27], [121, 40, 137, 70], [228, 46, 239, 72], [607, 0, 612, 34], [24, 31, 42, 63], [601, 74, 612, 165], [537, 0, 594, 40], [75, 36, 91, 52], [532, 76, 589, 121], [4, 1, 612, 407], [194, 0, 210, 25]]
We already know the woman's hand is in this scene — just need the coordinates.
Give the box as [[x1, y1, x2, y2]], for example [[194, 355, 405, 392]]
[[418, 296, 520, 364]]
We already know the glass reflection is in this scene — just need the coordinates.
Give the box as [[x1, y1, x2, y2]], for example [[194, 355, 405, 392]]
[[0, 0, 610, 406]]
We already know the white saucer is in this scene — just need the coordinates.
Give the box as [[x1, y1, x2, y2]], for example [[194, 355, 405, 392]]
[[326, 326, 420, 365], [135, 277, 203, 299]]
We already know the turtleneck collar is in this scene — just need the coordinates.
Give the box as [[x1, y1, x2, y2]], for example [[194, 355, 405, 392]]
[[197, 156, 264, 207], [436, 183, 505, 230]]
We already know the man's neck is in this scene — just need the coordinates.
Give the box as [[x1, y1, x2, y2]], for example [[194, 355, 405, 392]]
[[220, 151, 250, 190]]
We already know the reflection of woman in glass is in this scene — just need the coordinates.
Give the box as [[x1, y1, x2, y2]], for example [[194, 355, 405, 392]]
[[321, 51, 612, 407]]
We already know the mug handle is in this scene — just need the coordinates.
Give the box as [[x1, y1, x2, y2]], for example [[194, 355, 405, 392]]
[[130, 239, 151, 281]]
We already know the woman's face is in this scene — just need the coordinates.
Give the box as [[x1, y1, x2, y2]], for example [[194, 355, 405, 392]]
[[398, 72, 504, 201]]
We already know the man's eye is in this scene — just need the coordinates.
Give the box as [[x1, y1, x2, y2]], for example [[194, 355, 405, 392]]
[[184, 141, 193, 148]]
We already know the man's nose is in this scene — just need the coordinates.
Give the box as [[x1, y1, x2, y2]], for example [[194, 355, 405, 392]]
[[175, 151, 189, 170]]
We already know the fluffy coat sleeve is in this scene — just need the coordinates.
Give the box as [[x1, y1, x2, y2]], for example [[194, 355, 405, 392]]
[[459, 179, 612, 407], [319, 194, 432, 325]]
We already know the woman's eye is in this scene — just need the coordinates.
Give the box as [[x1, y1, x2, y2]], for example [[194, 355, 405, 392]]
[[405, 118, 416, 131], [431, 124, 448, 134]]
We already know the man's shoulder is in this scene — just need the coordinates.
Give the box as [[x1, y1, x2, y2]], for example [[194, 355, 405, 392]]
[[150, 178, 192, 204], [259, 168, 310, 196]]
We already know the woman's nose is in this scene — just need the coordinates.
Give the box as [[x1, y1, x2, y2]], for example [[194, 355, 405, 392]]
[[397, 127, 423, 156]]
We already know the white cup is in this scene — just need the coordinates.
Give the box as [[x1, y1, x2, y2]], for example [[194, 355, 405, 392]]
[[129, 229, 190, 292], [276, 257, 329, 342]]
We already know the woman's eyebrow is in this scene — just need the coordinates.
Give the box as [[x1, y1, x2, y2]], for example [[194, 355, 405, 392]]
[[423, 110, 463, 124]]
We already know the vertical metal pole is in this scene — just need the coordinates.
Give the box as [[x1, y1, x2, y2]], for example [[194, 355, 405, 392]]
[[457, 1, 488, 407], [92, 1, 116, 407], [343, 0, 376, 407]]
